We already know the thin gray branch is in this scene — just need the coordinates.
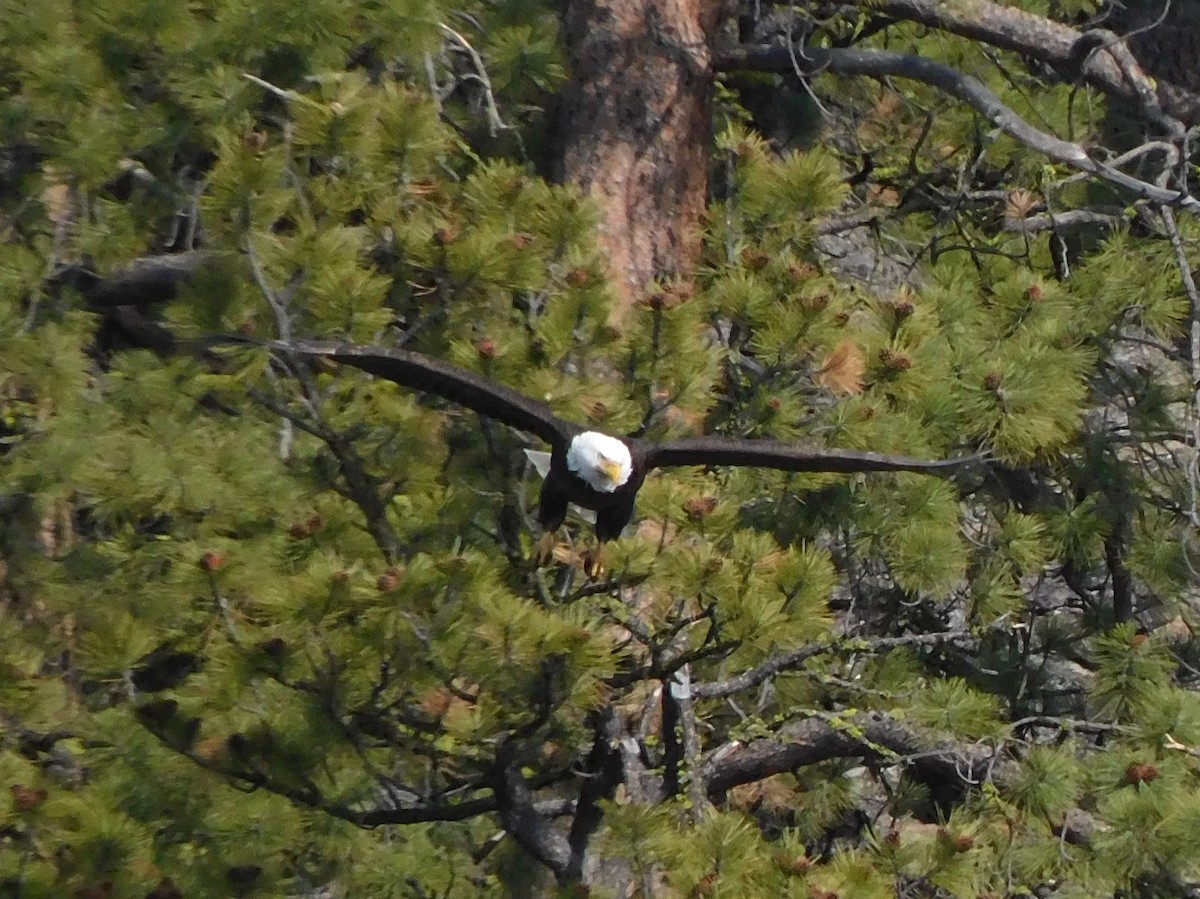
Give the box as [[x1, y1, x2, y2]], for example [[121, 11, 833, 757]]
[[853, 0, 1200, 126], [1160, 205, 1200, 529], [717, 44, 1200, 213], [438, 23, 509, 137], [693, 630, 975, 700], [1004, 206, 1129, 234]]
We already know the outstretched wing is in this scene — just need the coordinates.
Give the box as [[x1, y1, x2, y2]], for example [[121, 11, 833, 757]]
[[270, 339, 581, 448], [639, 436, 983, 474]]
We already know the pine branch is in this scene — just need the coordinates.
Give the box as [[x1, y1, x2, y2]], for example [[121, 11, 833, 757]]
[[716, 44, 1200, 213], [135, 719, 499, 827], [246, 383, 403, 563]]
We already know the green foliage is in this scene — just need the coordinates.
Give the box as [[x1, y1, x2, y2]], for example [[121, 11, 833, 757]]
[[907, 679, 1001, 739], [1003, 746, 1082, 820], [1090, 626, 1177, 723], [4, 0, 1200, 896]]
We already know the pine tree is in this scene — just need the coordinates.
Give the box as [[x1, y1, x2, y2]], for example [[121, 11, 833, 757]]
[[4, 1, 1200, 897]]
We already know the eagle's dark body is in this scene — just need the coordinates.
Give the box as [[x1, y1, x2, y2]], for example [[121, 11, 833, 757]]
[[540, 449, 645, 542]]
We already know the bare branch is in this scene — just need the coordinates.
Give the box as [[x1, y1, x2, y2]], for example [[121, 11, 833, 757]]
[[854, 0, 1200, 127], [693, 629, 976, 700], [717, 45, 1200, 213], [700, 710, 998, 797], [1004, 206, 1129, 234], [438, 23, 509, 137], [242, 72, 300, 101]]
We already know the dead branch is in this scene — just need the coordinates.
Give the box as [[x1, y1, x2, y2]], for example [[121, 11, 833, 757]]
[[717, 44, 1200, 214], [700, 710, 1000, 797], [853, 0, 1200, 127], [693, 630, 976, 700], [1003, 206, 1129, 234]]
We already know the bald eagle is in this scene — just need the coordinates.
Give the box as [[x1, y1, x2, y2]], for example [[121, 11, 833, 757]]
[[266, 339, 979, 569]]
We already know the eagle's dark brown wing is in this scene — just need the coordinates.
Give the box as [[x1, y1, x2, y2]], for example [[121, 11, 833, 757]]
[[269, 339, 581, 448], [637, 436, 982, 474]]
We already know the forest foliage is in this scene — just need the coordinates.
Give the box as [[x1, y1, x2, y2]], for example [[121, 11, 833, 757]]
[[3, 0, 1200, 896]]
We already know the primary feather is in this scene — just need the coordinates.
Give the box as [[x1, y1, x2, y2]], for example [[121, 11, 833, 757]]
[[639, 436, 981, 474], [269, 339, 579, 449]]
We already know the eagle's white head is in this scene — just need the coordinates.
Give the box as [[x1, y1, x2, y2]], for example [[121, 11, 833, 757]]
[[566, 431, 633, 493]]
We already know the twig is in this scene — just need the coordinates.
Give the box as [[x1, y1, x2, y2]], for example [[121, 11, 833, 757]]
[[437, 23, 509, 137], [242, 72, 299, 101], [245, 242, 302, 459], [1164, 732, 1200, 759]]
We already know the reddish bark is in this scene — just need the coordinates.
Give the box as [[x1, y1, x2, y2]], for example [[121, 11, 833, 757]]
[[558, 0, 734, 324]]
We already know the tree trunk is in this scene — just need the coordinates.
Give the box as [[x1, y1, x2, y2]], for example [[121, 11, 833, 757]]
[[557, 0, 734, 324]]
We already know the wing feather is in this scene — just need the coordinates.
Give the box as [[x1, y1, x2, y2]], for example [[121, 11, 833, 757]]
[[639, 436, 982, 474], [271, 339, 579, 447]]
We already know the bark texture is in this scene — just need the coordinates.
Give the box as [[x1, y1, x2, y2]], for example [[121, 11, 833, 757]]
[[558, 0, 734, 323]]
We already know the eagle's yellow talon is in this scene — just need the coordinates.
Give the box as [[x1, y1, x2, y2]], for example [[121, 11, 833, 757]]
[[583, 545, 607, 580], [533, 531, 557, 567]]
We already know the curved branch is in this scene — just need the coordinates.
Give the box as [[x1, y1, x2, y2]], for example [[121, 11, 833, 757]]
[[852, 0, 1200, 127], [716, 44, 1200, 214], [700, 711, 1000, 797], [141, 721, 502, 828]]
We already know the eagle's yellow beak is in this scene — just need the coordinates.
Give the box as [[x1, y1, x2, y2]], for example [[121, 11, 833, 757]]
[[599, 457, 623, 485]]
